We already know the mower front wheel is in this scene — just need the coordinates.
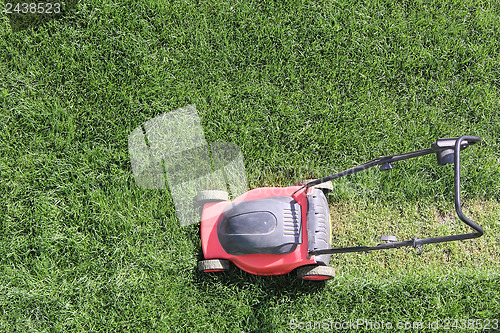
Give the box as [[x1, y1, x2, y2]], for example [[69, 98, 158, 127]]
[[195, 190, 229, 207], [295, 179, 333, 194], [198, 259, 230, 273], [297, 265, 335, 281]]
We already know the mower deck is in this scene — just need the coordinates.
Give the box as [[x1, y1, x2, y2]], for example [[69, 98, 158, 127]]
[[200, 186, 329, 275]]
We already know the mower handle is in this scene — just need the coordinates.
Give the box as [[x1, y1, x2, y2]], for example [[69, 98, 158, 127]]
[[307, 135, 484, 256]]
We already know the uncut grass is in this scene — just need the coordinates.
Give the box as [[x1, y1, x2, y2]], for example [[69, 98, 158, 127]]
[[1, 0, 500, 331]]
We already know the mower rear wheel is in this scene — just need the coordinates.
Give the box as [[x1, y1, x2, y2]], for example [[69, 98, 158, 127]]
[[195, 190, 229, 207], [294, 179, 333, 194], [198, 259, 230, 273], [297, 265, 335, 281]]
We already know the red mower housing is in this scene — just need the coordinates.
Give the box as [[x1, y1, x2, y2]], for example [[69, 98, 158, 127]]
[[198, 184, 335, 280]]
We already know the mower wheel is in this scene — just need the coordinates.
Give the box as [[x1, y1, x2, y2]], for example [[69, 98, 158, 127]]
[[294, 179, 333, 194], [195, 190, 229, 207], [198, 259, 229, 273], [297, 265, 335, 281]]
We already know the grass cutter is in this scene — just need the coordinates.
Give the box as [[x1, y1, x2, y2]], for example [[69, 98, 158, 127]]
[[195, 136, 484, 281]]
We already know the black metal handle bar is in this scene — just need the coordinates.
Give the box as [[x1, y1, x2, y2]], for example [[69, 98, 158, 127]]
[[308, 135, 483, 256]]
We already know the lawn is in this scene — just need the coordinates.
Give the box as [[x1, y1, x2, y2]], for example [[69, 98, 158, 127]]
[[1, 0, 499, 331]]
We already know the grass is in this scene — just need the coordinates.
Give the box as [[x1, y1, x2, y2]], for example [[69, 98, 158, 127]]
[[1, 0, 499, 331]]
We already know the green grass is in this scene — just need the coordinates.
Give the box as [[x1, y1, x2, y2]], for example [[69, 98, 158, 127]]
[[1, 0, 500, 331]]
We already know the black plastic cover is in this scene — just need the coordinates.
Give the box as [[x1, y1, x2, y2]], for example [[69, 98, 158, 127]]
[[217, 196, 302, 255], [431, 137, 472, 166]]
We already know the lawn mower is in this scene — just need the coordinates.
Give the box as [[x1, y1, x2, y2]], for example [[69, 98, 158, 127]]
[[196, 136, 484, 281]]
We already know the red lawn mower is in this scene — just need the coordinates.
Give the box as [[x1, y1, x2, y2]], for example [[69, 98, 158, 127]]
[[196, 136, 484, 281]]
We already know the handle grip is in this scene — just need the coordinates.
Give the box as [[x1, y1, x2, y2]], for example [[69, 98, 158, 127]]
[[454, 136, 483, 237]]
